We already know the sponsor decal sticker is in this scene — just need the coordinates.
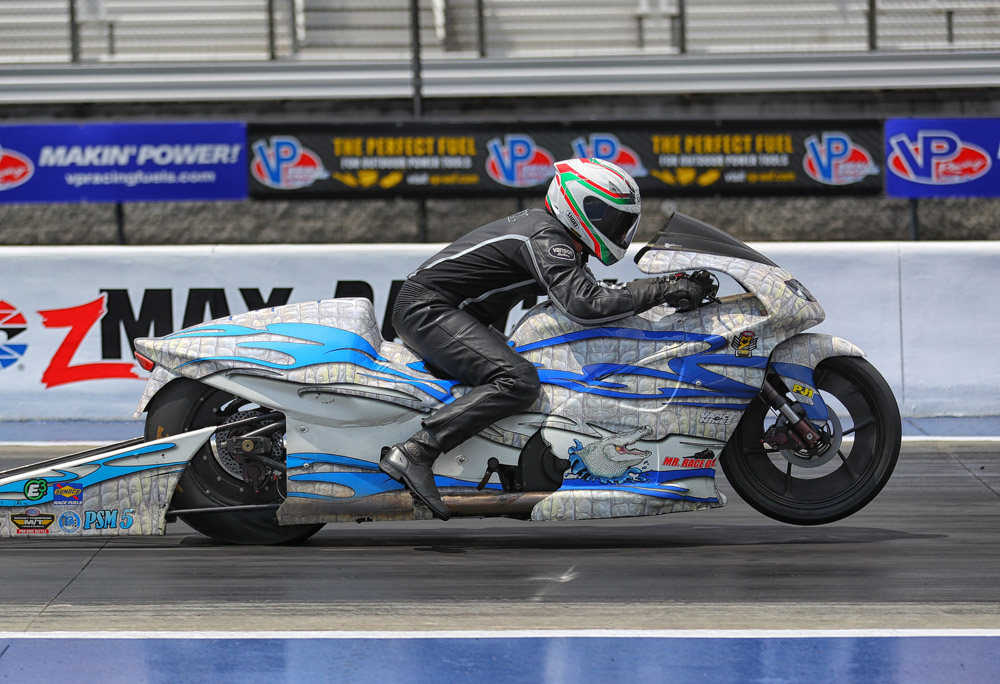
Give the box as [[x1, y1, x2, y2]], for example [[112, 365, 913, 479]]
[[803, 132, 879, 185], [11, 508, 54, 534], [792, 383, 815, 399], [0, 299, 28, 370], [83, 508, 135, 531], [53, 482, 83, 505], [731, 330, 758, 358], [548, 244, 576, 262], [251, 136, 329, 190], [23, 479, 47, 502], [0, 144, 34, 191], [699, 411, 735, 426], [661, 456, 717, 469], [58, 511, 82, 533]]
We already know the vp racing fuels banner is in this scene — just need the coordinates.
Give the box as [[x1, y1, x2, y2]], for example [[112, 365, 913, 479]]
[[885, 118, 1000, 198], [0, 122, 247, 204], [247, 122, 883, 199]]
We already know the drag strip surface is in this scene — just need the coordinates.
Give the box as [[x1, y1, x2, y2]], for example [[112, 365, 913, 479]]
[[0, 442, 996, 632]]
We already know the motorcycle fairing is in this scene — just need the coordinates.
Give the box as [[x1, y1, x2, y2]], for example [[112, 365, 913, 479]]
[[767, 333, 867, 422], [0, 429, 212, 537], [134, 298, 456, 416]]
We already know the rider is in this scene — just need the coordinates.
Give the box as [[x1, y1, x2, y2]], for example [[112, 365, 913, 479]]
[[379, 158, 708, 520]]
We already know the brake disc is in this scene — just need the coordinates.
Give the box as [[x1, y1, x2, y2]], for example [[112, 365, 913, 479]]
[[209, 409, 283, 480], [778, 409, 843, 468]]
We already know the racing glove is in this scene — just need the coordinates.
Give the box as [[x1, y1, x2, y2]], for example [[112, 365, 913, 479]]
[[626, 271, 715, 314]]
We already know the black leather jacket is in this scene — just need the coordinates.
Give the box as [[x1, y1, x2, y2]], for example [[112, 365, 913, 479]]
[[408, 207, 645, 327]]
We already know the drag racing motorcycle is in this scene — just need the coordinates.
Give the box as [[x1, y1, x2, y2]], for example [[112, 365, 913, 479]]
[[0, 213, 900, 544]]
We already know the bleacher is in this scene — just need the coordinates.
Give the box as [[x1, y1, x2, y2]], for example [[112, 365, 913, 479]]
[[0, 0, 293, 62], [0, 0, 997, 63]]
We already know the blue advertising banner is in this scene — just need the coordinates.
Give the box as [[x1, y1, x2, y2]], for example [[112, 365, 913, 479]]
[[885, 118, 1000, 198], [0, 122, 247, 204]]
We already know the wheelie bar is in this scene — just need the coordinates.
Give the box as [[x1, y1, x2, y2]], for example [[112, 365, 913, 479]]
[[0, 436, 145, 481], [760, 378, 821, 448], [0, 428, 217, 538]]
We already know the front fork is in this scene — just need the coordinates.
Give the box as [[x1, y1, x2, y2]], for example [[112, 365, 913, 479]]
[[759, 377, 822, 449]]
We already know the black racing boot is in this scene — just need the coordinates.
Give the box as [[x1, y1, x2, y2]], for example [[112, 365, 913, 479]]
[[379, 429, 451, 521]]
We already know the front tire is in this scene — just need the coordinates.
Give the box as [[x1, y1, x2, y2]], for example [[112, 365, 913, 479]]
[[721, 356, 901, 525], [145, 378, 323, 545]]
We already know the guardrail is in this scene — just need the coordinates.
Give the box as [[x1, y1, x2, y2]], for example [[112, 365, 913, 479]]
[[1, 51, 999, 105]]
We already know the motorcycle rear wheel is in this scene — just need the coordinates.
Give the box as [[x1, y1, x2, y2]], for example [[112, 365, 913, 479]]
[[145, 378, 324, 545], [721, 356, 901, 525]]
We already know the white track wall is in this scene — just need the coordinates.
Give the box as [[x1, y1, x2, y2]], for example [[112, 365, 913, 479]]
[[0, 242, 996, 423]]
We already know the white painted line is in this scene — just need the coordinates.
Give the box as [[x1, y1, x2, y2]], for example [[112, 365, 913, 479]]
[[901, 436, 1000, 443], [0, 629, 998, 639]]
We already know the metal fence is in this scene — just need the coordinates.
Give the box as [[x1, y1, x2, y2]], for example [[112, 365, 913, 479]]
[[1, 0, 998, 63]]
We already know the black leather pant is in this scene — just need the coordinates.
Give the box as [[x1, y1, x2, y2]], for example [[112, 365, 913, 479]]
[[392, 281, 541, 453]]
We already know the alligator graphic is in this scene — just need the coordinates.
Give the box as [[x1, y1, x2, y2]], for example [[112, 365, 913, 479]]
[[567, 425, 653, 484]]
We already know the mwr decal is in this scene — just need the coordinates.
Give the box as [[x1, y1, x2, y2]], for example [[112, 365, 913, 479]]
[[731, 330, 758, 358]]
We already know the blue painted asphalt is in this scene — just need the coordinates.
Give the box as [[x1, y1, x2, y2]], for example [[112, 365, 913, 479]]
[[0, 634, 996, 684]]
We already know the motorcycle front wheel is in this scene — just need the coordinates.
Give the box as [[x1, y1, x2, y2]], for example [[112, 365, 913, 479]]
[[721, 356, 901, 525], [145, 378, 324, 545]]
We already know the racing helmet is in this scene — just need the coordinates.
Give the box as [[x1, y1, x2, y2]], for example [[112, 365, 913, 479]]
[[544, 158, 641, 265]]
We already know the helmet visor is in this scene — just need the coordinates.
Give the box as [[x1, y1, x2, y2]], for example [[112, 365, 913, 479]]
[[583, 195, 640, 249]]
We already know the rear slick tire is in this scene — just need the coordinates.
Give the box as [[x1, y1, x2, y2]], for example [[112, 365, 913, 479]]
[[145, 378, 323, 545], [721, 356, 901, 526]]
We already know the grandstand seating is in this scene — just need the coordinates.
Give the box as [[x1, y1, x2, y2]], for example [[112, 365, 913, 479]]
[[0, 0, 996, 63]]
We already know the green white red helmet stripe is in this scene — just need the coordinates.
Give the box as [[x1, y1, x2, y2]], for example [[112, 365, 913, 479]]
[[556, 174, 609, 260], [545, 157, 641, 266], [554, 159, 636, 204]]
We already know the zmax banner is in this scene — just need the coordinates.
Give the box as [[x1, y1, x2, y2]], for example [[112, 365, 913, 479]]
[[247, 122, 883, 199], [0, 122, 247, 204], [885, 118, 1000, 198]]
